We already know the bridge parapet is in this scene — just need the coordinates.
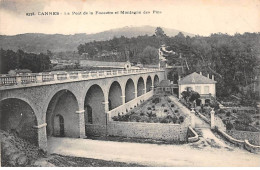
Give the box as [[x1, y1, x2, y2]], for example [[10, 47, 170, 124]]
[[0, 68, 162, 89]]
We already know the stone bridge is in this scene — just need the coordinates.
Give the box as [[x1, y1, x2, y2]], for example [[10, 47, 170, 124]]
[[0, 68, 165, 151]]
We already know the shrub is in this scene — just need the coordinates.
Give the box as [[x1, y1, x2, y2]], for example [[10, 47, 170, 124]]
[[219, 109, 225, 114], [175, 110, 179, 113], [153, 118, 159, 123], [168, 99, 171, 103], [152, 105, 155, 108], [256, 121, 259, 126], [160, 118, 168, 123], [140, 112, 145, 116], [147, 111, 153, 118], [171, 104, 174, 107], [166, 114, 172, 119], [179, 116, 184, 123], [235, 120, 240, 124], [226, 112, 231, 117], [226, 122, 233, 130], [152, 97, 160, 104], [172, 116, 178, 123], [147, 107, 152, 110], [164, 109, 168, 112], [121, 115, 130, 122], [161, 104, 165, 107], [112, 116, 119, 121]]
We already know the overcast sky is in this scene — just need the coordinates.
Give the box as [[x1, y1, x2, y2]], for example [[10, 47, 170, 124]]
[[0, 0, 259, 36]]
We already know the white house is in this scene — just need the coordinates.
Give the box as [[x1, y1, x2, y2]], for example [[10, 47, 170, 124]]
[[178, 72, 217, 104]]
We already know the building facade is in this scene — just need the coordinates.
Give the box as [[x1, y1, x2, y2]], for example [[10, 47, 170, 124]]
[[178, 72, 217, 104]]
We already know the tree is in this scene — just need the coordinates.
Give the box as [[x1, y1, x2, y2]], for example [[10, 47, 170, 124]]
[[155, 27, 165, 37], [0, 49, 51, 74], [140, 46, 159, 64], [181, 90, 190, 102], [189, 91, 200, 102]]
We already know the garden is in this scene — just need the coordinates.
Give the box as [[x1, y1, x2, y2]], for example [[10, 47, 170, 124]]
[[112, 94, 187, 124], [179, 89, 260, 132]]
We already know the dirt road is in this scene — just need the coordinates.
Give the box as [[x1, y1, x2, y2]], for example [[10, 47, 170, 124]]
[[47, 137, 259, 167]]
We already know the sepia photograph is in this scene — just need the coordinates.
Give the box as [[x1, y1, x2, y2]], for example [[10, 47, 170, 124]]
[[0, 0, 259, 167]]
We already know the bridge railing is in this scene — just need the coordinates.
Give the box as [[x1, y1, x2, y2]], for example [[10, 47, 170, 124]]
[[0, 68, 162, 87]]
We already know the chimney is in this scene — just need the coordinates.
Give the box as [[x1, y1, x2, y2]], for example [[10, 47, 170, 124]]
[[171, 81, 173, 84], [212, 75, 214, 81], [207, 74, 209, 78], [200, 72, 202, 75]]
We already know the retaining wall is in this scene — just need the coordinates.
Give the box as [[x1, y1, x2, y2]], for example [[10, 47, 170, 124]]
[[187, 126, 199, 143], [244, 140, 260, 153], [226, 130, 260, 145], [217, 128, 260, 153], [107, 116, 191, 142], [85, 124, 106, 136], [107, 91, 154, 120]]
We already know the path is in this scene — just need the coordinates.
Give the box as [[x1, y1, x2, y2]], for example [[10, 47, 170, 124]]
[[48, 137, 260, 167], [169, 96, 229, 148]]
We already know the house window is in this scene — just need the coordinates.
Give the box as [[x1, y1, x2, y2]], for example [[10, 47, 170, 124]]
[[204, 86, 209, 94], [195, 86, 201, 93]]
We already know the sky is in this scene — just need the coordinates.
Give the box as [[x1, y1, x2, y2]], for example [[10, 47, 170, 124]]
[[0, 0, 259, 36]]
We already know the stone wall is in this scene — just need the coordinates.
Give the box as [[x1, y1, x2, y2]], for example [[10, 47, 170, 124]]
[[107, 116, 191, 142], [85, 124, 106, 136], [217, 128, 260, 153], [227, 130, 260, 145], [107, 90, 154, 120]]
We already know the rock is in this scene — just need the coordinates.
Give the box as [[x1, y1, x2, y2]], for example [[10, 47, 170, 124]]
[[2, 142, 12, 151], [34, 159, 55, 167], [16, 154, 28, 166], [4, 148, 17, 157], [9, 152, 22, 165]]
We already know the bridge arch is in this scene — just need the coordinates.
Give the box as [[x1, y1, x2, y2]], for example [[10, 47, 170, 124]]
[[154, 75, 160, 87], [125, 78, 135, 103], [46, 89, 79, 138], [84, 84, 105, 135], [0, 98, 38, 145], [108, 81, 123, 110], [146, 76, 152, 92], [137, 77, 145, 97]]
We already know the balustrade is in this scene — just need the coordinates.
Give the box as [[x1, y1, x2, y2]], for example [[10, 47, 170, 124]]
[[57, 73, 68, 80], [42, 73, 54, 82], [0, 68, 160, 87], [69, 72, 78, 79], [0, 76, 17, 86], [21, 75, 37, 84]]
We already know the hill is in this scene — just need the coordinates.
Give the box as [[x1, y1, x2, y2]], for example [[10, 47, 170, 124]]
[[0, 26, 194, 53]]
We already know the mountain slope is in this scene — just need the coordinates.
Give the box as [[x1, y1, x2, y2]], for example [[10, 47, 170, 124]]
[[0, 26, 194, 53]]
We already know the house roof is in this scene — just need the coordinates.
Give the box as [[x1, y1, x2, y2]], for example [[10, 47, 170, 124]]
[[158, 80, 171, 87], [158, 80, 178, 88], [178, 72, 217, 85]]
